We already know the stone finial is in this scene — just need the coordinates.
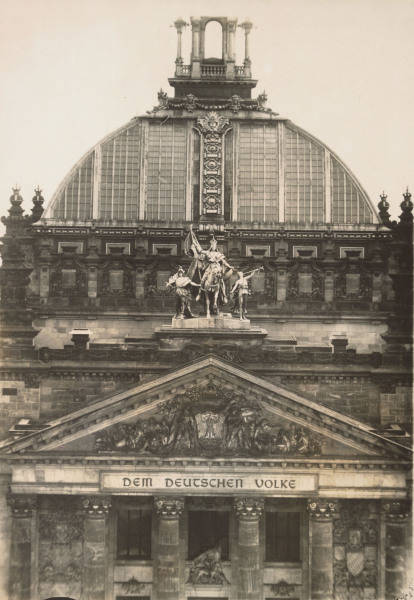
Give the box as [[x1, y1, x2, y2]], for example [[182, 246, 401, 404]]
[[81, 496, 111, 516], [307, 499, 338, 519], [234, 497, 264, 520], [155, 496, 184, 518], [1, 186, 25, 227], [378, 191, 391, 226], [399, 187, 413, 225], [30, 186, 44, 223]]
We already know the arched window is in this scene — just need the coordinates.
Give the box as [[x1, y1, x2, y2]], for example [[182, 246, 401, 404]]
[[204, 20, 222, 59]]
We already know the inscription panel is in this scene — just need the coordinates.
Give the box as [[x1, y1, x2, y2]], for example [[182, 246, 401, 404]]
[[101, 472, 317, 494]]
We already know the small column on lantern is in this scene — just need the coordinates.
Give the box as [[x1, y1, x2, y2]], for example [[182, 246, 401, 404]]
[[190, 18, 201, 78], [173, 18, 188, 76], [239, 20, 253, 78]]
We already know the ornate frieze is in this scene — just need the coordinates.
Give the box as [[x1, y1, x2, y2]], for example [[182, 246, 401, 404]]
[[81, 496, 111, 516], [234, 497, 264, 520], [94, 384, 322, 457], [154, 496, 184, 518], [307, 499, 338, 519], [150, 92, 275, 114]]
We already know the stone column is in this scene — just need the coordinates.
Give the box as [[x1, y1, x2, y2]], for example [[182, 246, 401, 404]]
[[190, 19, 201, 78], [154, 496, 184, 600], [234, 498, 264, 600], [81, 496, 111, 600], [307, 499, 337, 600], [8, 494, 37, 600], [381, 500, 411, 600], [0, 475, 11, 599]]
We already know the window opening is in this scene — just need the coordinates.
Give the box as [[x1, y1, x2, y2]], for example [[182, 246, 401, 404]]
[[188, 510, 229, 560], [265, 511, 300, 562], [117, 508, 152, 560]]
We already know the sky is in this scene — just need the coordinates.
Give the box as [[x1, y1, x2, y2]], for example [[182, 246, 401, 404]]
[[0, 0, 413, 224]]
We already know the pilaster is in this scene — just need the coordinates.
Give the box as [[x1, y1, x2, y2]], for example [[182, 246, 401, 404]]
[[154, 496, 184, 600], [8, 494, 38, 600], [381, 500, 411, 600], [81, 496, 111, 600], [233, 498, 264, 600], [0, 475, 11, 599], [307, 499, 337, 600]]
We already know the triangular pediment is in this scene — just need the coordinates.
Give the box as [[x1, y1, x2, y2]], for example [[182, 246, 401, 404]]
[[1, 357, 410, 461]]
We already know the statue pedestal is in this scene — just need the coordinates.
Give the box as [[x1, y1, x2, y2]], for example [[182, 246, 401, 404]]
[[155, 313, 267, 352], [171, 313, 251, 330]]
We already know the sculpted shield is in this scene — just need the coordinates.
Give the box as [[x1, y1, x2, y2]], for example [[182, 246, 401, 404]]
[[346, 529, 364, 576]]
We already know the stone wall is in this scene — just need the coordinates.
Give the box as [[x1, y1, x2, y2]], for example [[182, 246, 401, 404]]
[[0, 380, 40, 436], [33, 314, 388, 353]]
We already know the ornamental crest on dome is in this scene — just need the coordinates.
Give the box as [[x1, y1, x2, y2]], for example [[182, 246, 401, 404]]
[[196, 112, 229, 134]]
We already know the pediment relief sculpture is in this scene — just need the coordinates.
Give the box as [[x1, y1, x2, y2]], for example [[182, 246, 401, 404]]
[[95, 384, 322, 457]]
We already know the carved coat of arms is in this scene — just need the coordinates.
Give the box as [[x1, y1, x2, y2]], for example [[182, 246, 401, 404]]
[[346, 528, 365, 576]]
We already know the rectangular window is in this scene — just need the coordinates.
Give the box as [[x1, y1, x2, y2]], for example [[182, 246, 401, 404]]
[[2, 388, 17, 396], [117, 509, 152, 560], [237, 123, 278, 222], [146, 121, 187, 221], [61, 269, 76, 289], [109, 270, 124, 291], [188, 510, 229, 561], [265, 511, 300, 562]]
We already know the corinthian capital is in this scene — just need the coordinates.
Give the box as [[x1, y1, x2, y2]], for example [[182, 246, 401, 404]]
[[234, 497, 264, 520], [307, 499, 338, 519], [381, 500, 410, 521], [7, 493, 37, 517], [155, 496, 185, 518], [81, 496, 111, 516]]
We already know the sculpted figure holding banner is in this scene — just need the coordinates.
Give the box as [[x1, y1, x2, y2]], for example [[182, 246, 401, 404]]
[[183, 226, 234, 318]]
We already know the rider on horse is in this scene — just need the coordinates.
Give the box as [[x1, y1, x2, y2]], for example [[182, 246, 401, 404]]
[[196, 235, 232, 306]]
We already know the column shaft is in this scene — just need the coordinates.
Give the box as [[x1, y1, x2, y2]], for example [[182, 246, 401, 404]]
[[81, 496, 111, 600], [154, 497, 184, 600], [8, 495, 37, 600], [308, 499, 336, 600], [234, 498, 263, 600]]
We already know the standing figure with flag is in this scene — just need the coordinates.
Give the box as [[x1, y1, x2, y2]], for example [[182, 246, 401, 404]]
[[183, 226, 234, 318]]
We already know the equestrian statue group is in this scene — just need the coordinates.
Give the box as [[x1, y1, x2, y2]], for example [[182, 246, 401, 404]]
[[166, 226, 262, 320]]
